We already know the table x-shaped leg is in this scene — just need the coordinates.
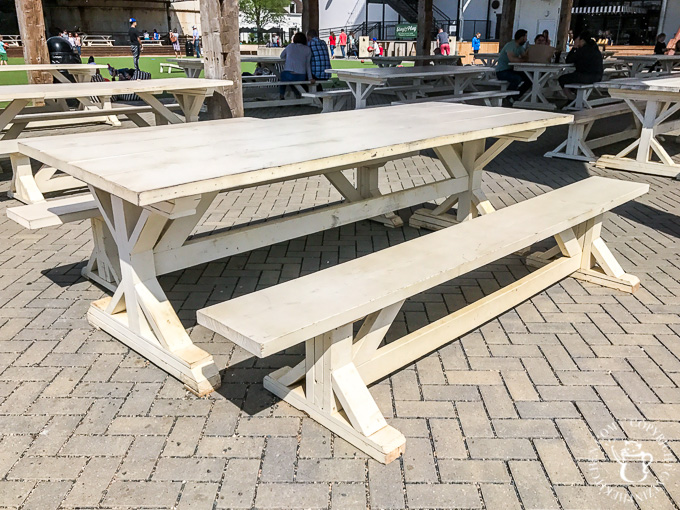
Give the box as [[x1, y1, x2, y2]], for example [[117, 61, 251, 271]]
[[596, 98, 680, 177], [349, 81, 378, 109], [516, 70, 556, 110], [86, 187, 221, 396]]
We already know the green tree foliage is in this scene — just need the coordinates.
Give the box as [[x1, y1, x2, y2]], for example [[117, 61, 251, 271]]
[[240, 0, 289, 42]]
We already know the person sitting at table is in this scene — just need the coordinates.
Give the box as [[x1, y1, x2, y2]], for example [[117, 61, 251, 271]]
[[558, 30, 604, 97], [495, 29, 530, 98], [307, 29, 331, 85], [654, 33, 668, 55], [279, 32, 314, 100], [526, 34, 556, 63]]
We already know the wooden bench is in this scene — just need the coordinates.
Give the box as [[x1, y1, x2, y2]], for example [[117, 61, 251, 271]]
[[301, 89, 353, 113], [392, 90, 518, 107], [197, 176, 647, 464], [160, 63, 183, 74], [544, 102, 636, 162], [1, 104, 182, 140], [7, 195, 99, 229], [563, 83, 621, 111], [474, 78, 510, 91], [243, 80, 317, 108]]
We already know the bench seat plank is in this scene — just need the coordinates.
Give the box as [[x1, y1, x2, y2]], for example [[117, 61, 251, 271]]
[[7, 194, 99, 229], [197, 176, 647, 358]]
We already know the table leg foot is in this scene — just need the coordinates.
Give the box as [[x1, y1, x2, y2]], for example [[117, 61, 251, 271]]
[[409, 207, 458, 230], [264, 366, 405, 464], [88, 298, 221, 396]]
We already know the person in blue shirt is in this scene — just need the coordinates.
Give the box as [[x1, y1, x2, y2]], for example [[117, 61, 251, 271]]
[[496, 29, 530, 98], [471, 32, 481, 55]]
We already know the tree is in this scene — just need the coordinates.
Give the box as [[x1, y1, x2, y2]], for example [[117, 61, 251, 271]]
[[240, 0, 289, 43]]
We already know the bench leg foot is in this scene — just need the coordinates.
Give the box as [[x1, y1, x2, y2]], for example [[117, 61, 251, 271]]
[[527, 218, 640, 294], [8, 154, 45, 204]]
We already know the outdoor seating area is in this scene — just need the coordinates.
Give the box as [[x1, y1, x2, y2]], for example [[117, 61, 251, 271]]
[[1, 3, 680, 506]]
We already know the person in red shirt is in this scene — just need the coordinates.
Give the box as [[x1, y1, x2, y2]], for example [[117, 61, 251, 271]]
[[338, 29, 348, 58], [329, 32, 336, 59]]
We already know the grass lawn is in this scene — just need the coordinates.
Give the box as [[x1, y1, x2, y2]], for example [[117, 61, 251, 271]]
[[0, 55, 383, 85]]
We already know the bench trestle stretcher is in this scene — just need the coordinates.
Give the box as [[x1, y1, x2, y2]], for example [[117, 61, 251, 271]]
[[197, 176, 647, 464]]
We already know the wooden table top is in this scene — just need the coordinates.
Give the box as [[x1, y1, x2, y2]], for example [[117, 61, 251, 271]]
[[333, 65, 494, 80], [241, 56, 285, 63], [615, 55, 680, 62], [0, 78, 233, 102], [376, 55, 463, 62], [15, 103, 572, 206], [0, 64, 107, 72], [600, 75, 680, 93], [167, 58, 205, 65]]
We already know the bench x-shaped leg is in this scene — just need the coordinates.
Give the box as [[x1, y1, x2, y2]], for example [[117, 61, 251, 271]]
[[85, 188, 221, 396], [526, 214, 640, 293], [264, 306, 407, 464], [325, 167, 403, 228], [596, 98, 680, 177]]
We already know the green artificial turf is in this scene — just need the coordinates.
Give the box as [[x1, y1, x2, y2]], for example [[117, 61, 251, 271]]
[[0, 55, 382, 85]]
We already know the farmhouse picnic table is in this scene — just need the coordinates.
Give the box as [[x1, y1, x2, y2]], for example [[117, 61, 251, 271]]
[[511, 62, 574, 110], [473, 53, 500, 67], [0, 63, 108, 84], [332, 65, 494, 109], [614, 55, 680, 77], [167, 57, 205, 78], [1, 77, 232, 203], [595, 75, 680, 178], [241, 56, 285, 77], [9, 103, 571, 396], [372, 55, 463, 67]]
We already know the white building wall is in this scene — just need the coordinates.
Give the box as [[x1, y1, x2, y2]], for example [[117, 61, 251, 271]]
[[660, 0, 680, 38], [514, 0, 561, 43]]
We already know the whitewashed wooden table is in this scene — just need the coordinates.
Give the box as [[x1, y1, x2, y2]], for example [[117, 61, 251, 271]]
[[1, 78, 232, 203], [511, 62, 574, 110], [11, 103, 571, 395], [332, 65, 494, 109], [596, 75, 680, 178], [372, 55, 463, 67], [0, 63, 108, 83], [167, 58, 205, 78], [614, 55, 680, 77], [473, 53, 499, 67]]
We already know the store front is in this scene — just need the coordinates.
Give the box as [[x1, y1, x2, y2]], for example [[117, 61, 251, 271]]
[[571, 0, 663, 45]]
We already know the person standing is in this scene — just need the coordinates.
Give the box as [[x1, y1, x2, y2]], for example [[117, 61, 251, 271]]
[[128, 18, 142, 71], [170, 27, 180, 58], [328, 32, 336, 59], [192, 25, 201, 57], [75, 33, 82, 56], [0, 38, 8, 66], [307, 29, 331, 86], [471, 32, 481, 55], [437, 27, 450, 56], [348, 32, 358, 58], [338, 29, 348, 58]]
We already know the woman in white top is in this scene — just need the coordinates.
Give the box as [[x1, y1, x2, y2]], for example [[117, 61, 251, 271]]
[[279, 32, 314, 99]]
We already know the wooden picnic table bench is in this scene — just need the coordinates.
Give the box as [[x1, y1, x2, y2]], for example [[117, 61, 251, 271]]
[[6, 103, 571, 400], [197, 176, 647, 463], [0, 78, 232, 204]]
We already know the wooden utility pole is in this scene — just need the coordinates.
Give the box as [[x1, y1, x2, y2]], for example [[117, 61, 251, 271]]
[[498, 0, 517, 46], [200, 0, 244, 119], [416, 0, 433, 56], [555, 0, 573, 52], [15, 0, 51, 84], [302, 0, 319, 34]]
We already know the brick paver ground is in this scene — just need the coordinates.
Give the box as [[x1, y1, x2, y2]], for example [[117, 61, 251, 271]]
[[0, 101, 679, 509]]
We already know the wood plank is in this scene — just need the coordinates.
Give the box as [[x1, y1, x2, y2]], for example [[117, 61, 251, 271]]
[[15, 103, 572, 206], [196, 177, 648, 358]]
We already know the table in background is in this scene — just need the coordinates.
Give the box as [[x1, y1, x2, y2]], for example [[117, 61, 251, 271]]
[[473, 53, 499, 67], [596, 75, 680, 178], [0, 63, 108, 84], [372, 55, 463, 67], [10, 103, 571, 395], [511, 62, 574, 110], [332, 65, 494, 109], [614, 55, 680, 77], [167, 58, 205, 78]]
